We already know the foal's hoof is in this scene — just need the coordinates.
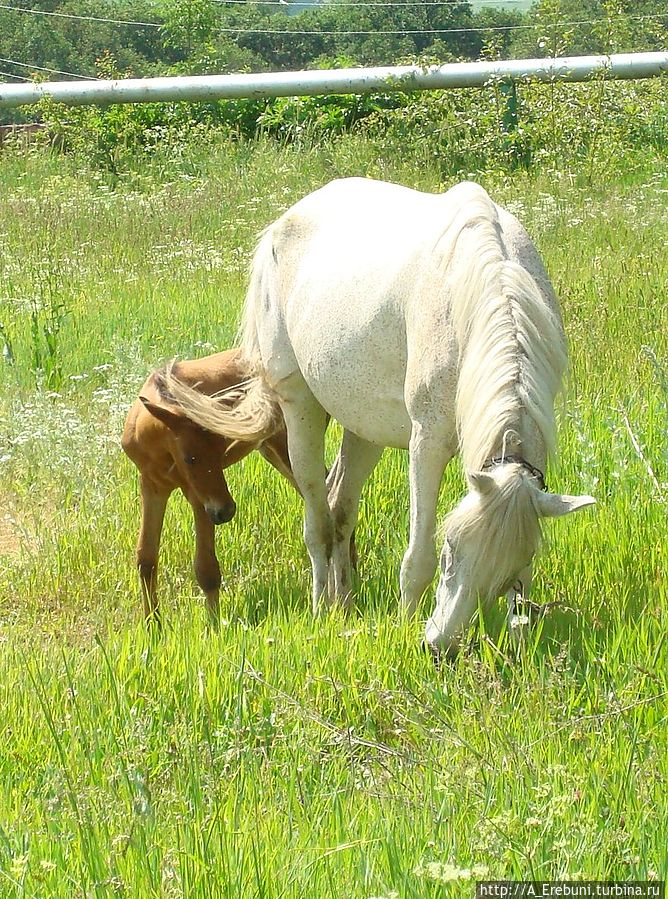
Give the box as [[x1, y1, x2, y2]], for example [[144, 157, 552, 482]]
[[144, 611, 163, 631]]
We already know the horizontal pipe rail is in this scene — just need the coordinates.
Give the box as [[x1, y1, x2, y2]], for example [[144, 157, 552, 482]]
[[1, 52, 667, 108]]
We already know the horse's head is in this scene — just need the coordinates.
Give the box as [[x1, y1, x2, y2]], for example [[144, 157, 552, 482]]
[[426, 462, 595, 653], [140, 396, 255, 524]]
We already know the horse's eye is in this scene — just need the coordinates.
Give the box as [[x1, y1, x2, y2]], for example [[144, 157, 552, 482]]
[[184, 455, 196, 466]]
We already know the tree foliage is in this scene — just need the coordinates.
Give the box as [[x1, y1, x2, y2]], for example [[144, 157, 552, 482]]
[[0, 0, 665, 133]]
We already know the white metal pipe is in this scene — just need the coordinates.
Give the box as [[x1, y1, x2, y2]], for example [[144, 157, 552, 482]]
[[1, 52, 667, 108]]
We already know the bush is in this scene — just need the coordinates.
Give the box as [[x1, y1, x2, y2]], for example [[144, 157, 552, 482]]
[[358, 74, 668, 177], [24, 51, 668, 181]]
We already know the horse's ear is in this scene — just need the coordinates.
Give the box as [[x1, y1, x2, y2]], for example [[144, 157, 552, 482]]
[[535, 492, 596, 518], [469, 471, 496, 495], [140, 396, 186, 433]]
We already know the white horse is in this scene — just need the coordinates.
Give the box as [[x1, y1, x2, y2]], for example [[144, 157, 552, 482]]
[[167, 178, 595, 652]]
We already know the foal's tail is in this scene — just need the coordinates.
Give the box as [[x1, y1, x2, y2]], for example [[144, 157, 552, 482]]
[[164, 228, 283, 443]]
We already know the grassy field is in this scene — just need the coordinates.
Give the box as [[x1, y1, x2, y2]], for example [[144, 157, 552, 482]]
[[0, 136, 666, 896]]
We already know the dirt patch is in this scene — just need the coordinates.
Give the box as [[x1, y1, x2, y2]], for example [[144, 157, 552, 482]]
[[0, 510, 26, 557]]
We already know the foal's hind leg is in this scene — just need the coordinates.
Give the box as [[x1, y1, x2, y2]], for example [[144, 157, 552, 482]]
[[326, 430, 383, 603], [400, 425, 456, 615], [259, 428, 299, 492], [136, 476, 170, 626], [277, 381, 331, 615]]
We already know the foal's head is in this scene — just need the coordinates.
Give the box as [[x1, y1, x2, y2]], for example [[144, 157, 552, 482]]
[[140, 394, 254, 525], [426, 462, 595, 652]]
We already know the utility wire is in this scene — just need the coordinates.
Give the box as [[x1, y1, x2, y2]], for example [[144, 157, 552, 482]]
[[0, 55, 98, 79], [215, 12, 668, 35], [0, 2, 663, 42], [213, 0, 528, 5], [0, 0, 666, 30], [0, 0, 542, 16], [0, 2, 160, 26], [0, 68, 31, 80]]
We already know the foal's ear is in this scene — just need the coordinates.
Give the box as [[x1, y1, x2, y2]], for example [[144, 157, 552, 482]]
[[468, 471, 497, 495], [535, 492, 596, 518], [140, 396, 186, 432]]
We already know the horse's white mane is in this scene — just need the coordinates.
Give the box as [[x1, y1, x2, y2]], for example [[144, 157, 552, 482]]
[[446, 188, 567, 474], [433, 185, 567, 602]]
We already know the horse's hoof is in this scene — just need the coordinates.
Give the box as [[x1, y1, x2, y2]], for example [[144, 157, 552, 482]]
[[422, 638, 461, 669], [421, 639, 444, 668]]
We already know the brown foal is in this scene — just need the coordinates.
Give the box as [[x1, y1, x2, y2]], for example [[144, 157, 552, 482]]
[[122, 349, 295, 626]]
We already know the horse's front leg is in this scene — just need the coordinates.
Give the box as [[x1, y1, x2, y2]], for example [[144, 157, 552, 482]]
[[400, 425, 455, 616], [278, 384, 331, 615], [326, 430, 383, 604], [136, 476, 170, 627], [187, 493, 222, 627]]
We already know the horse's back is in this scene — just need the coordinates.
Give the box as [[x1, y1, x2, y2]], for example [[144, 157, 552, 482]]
[[266, 178, 501, 338], [254, 180, 468, 444], [249, 178, 557, 448]]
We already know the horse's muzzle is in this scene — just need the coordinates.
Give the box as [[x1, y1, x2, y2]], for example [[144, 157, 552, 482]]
[[207, 501, 237, 525]]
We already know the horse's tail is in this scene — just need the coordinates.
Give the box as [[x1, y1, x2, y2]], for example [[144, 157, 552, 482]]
[[449, 186, 567, 473], [236, 226, 274, 372], [164, 228, 283, 442], [161, 366, 282, 442]]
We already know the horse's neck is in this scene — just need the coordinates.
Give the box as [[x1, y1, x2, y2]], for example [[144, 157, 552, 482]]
[[487, 414, 545, 470]]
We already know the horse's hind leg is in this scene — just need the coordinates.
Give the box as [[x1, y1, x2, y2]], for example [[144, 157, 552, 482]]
[[263, 426, 360, 573], [326, 430, 383, 604], [136, 476, 170, 627], [278, 382, 331, 615], [188, 494, 222, 627], [400, 425, 456, 616]]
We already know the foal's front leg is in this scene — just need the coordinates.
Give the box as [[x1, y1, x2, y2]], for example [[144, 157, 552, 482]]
[[187, 493, 222, 627], [136, 476, 170, 626]]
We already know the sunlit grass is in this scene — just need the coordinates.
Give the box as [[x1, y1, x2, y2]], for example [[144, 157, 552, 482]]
[[0, 138, 666, 896]]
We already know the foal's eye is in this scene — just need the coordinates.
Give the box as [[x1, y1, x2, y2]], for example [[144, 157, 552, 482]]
[[184, 455, 197, 466]]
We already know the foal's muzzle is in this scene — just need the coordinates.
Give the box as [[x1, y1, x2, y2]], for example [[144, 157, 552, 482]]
[[207, 501, 236, 525]]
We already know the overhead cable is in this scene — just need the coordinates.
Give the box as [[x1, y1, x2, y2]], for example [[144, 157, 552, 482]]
[[0, 55, 98, 79], [0, 68, 31, 80], [0, 2, 664, 41], [215, 12, 668, 35], [0, 3, 161, 26]]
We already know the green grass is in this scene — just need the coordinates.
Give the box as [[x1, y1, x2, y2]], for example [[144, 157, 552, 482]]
[[0, 136, 667, 896]]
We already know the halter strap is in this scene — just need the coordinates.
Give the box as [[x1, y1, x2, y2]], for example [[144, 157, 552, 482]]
[[481, 454, 548, 492]]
